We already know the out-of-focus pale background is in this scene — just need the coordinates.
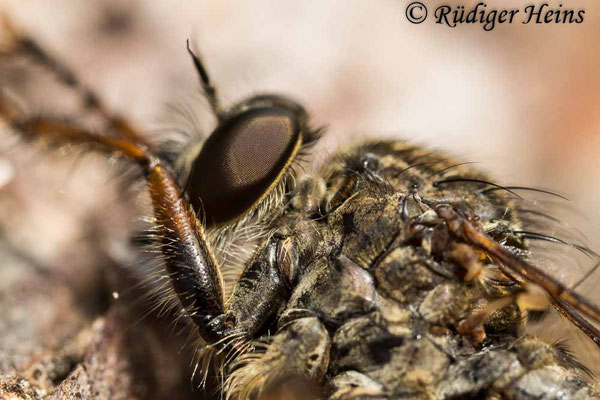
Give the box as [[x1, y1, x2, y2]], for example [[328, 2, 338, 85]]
[[0, 0, 599, 395]]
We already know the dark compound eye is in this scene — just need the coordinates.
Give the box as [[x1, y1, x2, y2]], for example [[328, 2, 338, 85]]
[[186, 107, 302, 226]]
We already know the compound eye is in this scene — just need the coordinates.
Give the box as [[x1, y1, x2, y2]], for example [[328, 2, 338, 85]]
[[187, 107, 302, 226]]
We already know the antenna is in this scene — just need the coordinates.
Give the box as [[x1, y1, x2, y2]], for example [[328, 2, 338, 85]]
[[186, 39, 223, 120]]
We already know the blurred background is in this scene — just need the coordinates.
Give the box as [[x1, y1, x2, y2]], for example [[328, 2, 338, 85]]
[[0, 0, 598, 398]]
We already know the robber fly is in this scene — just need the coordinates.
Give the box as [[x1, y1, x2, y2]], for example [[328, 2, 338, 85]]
[[1, 16, 599, 400]]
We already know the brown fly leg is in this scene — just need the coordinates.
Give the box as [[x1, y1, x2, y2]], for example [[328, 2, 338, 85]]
[[1, 93, 303, 350], [456, 284, 550, 345], [0, 95, 229, 343], [0, 15, 146, 145], [436, 204, 600, 349], [456, 297, 514, 345], [448, 241, 544, 344], [449, 243, 484, 282]]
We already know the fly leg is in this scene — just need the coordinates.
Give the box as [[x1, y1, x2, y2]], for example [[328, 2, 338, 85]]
[[436, 204, 600, 348], [456, 284, 550, 345], [210, 236, 292, 344], [0, 96, 230, 342], [449, 243, 484, 282], [448, 241, 548, 344], [1, 45, 299, 348], [1, 94, 299, 346], [0, 16, 147, 145]]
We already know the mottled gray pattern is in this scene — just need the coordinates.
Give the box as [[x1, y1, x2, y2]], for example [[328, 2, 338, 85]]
[[226, 141, 600, 399]]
